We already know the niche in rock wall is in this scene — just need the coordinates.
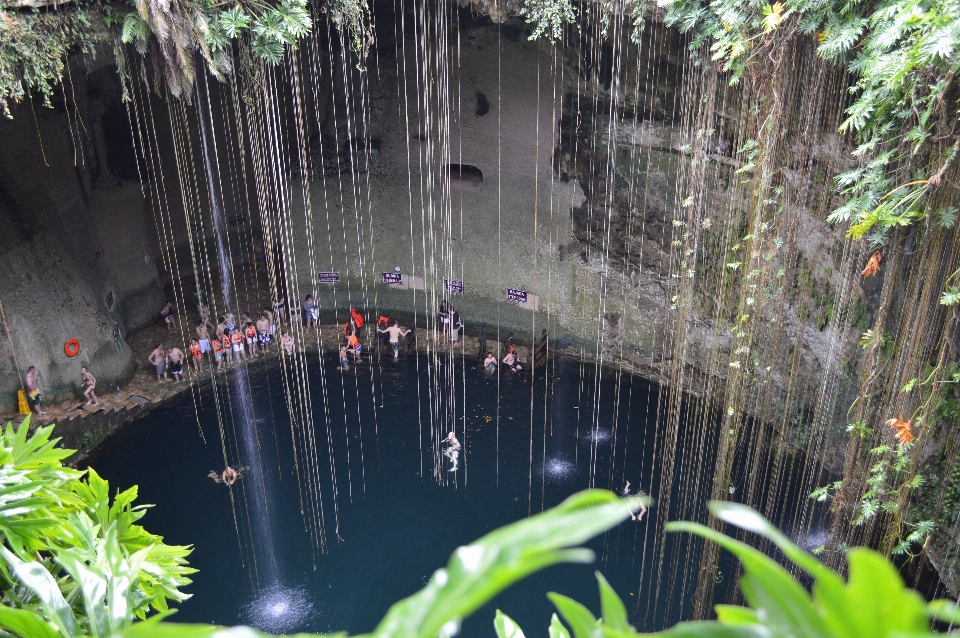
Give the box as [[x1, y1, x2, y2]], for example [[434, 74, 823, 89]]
[[448, 164, 483, 193], [475, 91, 489, 117]]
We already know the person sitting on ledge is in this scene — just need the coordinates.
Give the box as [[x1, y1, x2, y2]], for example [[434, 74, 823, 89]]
[[282, 331, 294, 356], [347, 332, 362, 359], [502, 350, 522, 372]]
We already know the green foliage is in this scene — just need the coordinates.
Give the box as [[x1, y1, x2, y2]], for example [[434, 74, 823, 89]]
[[0, 418, 194, 638], [661, 0, 960, 309], [495, 502, 958, 638], [0, 4, 101, 117], [519, 0, 577, 42]]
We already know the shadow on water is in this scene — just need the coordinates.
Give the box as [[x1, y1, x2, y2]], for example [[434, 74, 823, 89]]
[[84, 354, 829, 635]]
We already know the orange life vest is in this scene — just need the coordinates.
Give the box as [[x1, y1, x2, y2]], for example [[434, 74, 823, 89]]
[[245, 325, 256, 338], [190, 344, 202, 357], [351, 307, 364, 329], [231, 331, 242, 344], [212, 339, 223, 353], [347, 334, 360, 348]]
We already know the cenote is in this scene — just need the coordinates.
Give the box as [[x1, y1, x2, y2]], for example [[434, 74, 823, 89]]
[[85, 353, 823, 635]]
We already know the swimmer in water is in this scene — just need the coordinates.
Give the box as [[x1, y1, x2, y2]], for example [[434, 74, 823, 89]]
[[208, 465, 249, 486], [443, 431, 461, 472], [622, 481, 647, 521]]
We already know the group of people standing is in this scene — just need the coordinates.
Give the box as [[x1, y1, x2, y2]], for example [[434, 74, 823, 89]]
[[180, 292, 296, 376]]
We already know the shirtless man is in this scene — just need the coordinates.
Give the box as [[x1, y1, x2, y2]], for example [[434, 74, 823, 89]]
[[81, 366, 98, 406], [149, 344, 168, 382], [196, 321, 211, 355], [167, 345, 185, 382], [443, 431, 461, 472], [256, 313, 271, 353], [483, 352, 497, 377], [502, 350, 522, 372], [378, 321, 410, 360], [24, 366, 46, 416], [281, 332, 294, 356], [208, 466, 246, 486], [262, 306, 275, 336], [160, 302, 176, 333]]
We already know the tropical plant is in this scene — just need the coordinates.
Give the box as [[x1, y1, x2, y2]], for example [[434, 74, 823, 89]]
[[0, 418, 194, 638], [658, 0, 960, 247], [111, 499, 960, 638]]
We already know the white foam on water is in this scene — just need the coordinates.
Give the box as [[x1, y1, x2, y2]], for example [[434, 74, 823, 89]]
[[544, 457, 576, 482], [587, 429, 611, 443], [243, 583, 315, 634]]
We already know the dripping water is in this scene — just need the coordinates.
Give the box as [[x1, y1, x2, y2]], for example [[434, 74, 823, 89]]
[[196, 77, 280, 587]]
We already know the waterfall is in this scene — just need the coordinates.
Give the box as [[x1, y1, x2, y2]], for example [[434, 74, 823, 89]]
[[196, 78, 280, 586]]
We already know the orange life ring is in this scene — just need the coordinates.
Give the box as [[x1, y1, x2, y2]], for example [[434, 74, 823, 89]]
[[64, 339, 80, 358]]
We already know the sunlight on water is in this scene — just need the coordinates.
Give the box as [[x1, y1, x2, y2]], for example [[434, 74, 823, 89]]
[[244, 583, 315, 633], [543, 457, 577, 482]]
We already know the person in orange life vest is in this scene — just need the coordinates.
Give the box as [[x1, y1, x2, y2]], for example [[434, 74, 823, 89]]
[[346, 333, 362, 360], [244, 322, 257, 357], [220, 331, 232, 363], [350, 307, 364, 329], [212, 336, 224, 371], [190, 339, 203, 373], [231, 328, 245, 361]]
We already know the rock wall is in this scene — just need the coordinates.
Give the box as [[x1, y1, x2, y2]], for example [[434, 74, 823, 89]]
[[0, 63, 165, 410], [0, 11, 862, 430]]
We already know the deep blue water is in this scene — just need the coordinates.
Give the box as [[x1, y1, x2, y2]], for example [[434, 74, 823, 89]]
[[85, 352, 815, 635]]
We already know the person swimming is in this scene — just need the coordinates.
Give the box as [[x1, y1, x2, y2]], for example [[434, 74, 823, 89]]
[[208, 465, 249, 486], [621, 481, 647, 521], [443, 431, 461, 472]]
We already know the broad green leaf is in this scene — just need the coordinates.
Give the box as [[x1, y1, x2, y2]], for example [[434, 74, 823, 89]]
[[713, 605, 758, 625], [0, 604, 60, 638], [667, 521, 828, 637], [550, 613, 572, 638], [818, 549, 928, 637], [652, 621, 768, 636], [367, 490, 641, 638], [596, 572, 630, 632], [1, 547, 76, 636], [548, 592, 598, 638], [494, 610, 526, 638]]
